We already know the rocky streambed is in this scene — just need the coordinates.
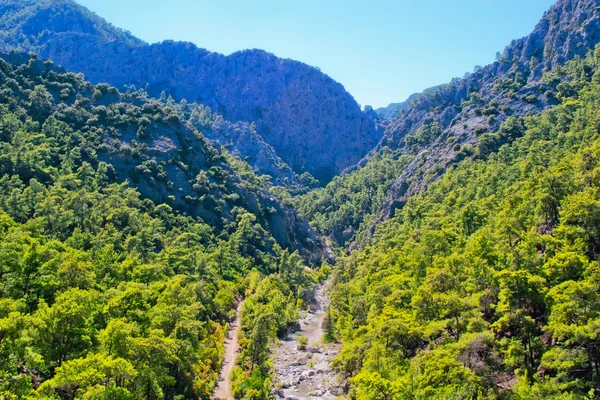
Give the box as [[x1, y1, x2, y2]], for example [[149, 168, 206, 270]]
[[272, 281, 344, 400]]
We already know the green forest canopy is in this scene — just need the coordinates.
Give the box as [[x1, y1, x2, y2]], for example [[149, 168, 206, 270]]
[[0, 54, 319, 399], [327, 47, 600, 399]]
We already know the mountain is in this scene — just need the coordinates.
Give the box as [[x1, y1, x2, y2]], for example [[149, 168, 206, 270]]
[[0, 52, 323, 262], [318, 2, 600, 397], [375, 0, 600, 217], [374, 91, 425, 120], [0, 52, 326, 399], [0, 0, 382, 184], [297, 0, 600, 248], [5, 0, 600, 398]]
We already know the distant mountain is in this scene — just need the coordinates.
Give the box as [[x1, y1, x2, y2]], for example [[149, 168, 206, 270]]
[[374, 92, 422, 120], [374, 102, 407, 120], [375, 88, 443, 120], [0, 0, 382, 183]]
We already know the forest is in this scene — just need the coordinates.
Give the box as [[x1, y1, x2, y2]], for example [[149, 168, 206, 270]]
[[2, 1, 600, 398], [325, 46, 600, 399], [0, 54, 320, 399]]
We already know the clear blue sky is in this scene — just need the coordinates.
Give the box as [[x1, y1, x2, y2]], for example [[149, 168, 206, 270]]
[[77, 0, 555, 108]]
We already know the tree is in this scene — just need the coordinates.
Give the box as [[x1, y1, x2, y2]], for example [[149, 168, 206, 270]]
[[29, 85, 53, 122], [34, 288, 98, 368], [249, 313, 275, 373], [36, 353, 137, 399]]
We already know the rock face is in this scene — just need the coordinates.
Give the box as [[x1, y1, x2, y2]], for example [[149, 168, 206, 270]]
[[0, 0, 382, 183], [207, 119, 300, 187], [363, 0, 600, 221], [169, 101, 301, 187]]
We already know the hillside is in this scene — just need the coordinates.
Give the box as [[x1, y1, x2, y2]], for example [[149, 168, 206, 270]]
[[298, 0, 600, 247], [0, 52, 329, 399], [154, 93, 303, 189], [0, 52, 323, 260], [328, 46, 600, 399], [377, 0, 600, 216], [0, 0, 382, 183]]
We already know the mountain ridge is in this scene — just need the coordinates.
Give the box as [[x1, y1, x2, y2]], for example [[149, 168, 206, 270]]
[[296, 0, 600, 249], [374, 0, 600, 226], [0, 0, 382, 183]]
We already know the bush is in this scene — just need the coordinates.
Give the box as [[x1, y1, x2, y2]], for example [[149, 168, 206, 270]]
[[298, 335, 308, 350]]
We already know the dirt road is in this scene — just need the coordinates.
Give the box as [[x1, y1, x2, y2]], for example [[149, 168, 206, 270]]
[[213, 301, 243, 400]]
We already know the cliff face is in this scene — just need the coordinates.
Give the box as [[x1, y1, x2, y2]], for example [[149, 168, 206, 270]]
[[367, 0, 600, 220], [0, 0, 381, 183]]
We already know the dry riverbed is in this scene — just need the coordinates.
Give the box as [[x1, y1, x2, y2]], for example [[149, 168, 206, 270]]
[[272, 281, 344, 400]]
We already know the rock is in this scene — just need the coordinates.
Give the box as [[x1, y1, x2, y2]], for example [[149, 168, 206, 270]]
[[293, 357, 308, 366], [306, 346, 321, 353]]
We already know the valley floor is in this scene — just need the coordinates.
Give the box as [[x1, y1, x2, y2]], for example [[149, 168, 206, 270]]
[[272, 280, 344, 400]]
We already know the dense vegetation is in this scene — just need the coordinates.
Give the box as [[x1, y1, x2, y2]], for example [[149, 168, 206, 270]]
[[295, 149, 412, 247], [327, 47, 600, 398], [0, 53, 318, 399], [2, 1, 600, 398]]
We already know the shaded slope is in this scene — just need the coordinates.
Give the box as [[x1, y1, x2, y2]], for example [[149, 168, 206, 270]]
[[0, 52, 323, 261], [0, 0, 382, 183]]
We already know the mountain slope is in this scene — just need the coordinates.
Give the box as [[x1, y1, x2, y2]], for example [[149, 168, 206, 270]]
[[0, 0, 382, 183], [0, 52, 323, 261], [297, 0, 600, 248], [329, 47, 600, 399], [156, 95, 303, 189], [376, 0, 600, 217], [0, 53, 323, 399]]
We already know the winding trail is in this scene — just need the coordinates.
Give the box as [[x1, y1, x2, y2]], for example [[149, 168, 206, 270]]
[[273, 280, 343, 399], [213, 300, 243, 400]]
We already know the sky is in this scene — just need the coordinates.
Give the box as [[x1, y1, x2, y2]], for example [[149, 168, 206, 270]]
[[77, 0, 556, 108]]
